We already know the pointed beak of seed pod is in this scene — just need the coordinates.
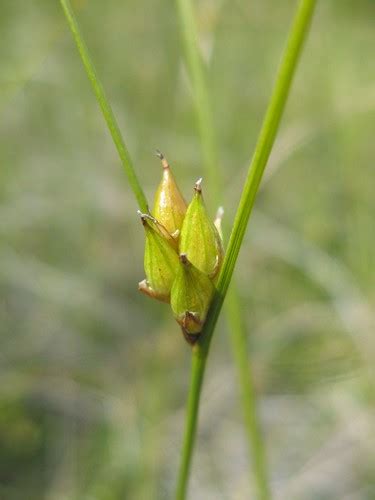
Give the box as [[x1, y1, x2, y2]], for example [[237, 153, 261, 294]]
[[194, 177, 203, 193], [155, 149, 169, 170], [152, 151, 187, 237]]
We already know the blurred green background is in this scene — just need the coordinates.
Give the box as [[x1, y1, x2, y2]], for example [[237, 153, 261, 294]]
[[1, 0, 374, 499]]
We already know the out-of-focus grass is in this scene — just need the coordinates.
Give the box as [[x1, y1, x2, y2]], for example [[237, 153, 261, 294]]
[[0, 1, 374, 499]]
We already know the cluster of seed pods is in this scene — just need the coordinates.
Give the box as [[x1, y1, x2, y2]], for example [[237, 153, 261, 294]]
[[138, 152, 224, 344]]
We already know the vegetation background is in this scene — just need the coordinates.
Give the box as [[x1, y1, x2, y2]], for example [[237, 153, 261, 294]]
[[0, 0, 374, 498]]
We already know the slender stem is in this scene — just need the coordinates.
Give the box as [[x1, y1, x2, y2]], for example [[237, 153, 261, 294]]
[[225, 290, 269, 498], [175, 0, 271, 498], [175, 1, 317, 498], [175, 0, 220, 205], [59, 0, 148, 213], [175, 350, 206, 500]]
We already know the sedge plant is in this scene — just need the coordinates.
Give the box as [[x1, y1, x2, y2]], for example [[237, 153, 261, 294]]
[[59, 0, 317, 499]]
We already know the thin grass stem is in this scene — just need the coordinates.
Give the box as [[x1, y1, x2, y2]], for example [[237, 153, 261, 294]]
[[59, 0, 148, 213], [175, 0, 219, 205], [175, 0, 271, 498], [175, 353, 206, 500], [225, 290, 269, 498], [175, 1, 317, 498]]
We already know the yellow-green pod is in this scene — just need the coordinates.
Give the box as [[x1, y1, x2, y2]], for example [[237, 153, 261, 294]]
[[138, 213, 179, 303], [170, 253, 215, 344], [152, 151, 187, 239], [179, 179, 223, 279]]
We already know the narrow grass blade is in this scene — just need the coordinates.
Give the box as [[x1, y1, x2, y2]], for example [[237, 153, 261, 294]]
[[175, 0, 219, 204], [59, 0, 148, 212]]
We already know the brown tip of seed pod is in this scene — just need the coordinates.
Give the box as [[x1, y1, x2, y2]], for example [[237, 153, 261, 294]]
[[179, 253, 189, 265], [181, 327, 201, 345], [137, 210, 147, 225], [194, 177, 203, 193], [155, 149, 169, 169], [138, 211, 157, 228]]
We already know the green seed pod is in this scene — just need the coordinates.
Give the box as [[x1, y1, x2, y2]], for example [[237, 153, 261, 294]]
[[179, 179, 224, 279], [170, 253, 215, 344], [153, 151, 187, 239], [138, 213, 179, 303]]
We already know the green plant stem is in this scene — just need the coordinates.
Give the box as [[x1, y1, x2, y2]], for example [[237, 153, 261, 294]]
[[175, 353, 206, 500], [225, 289, 269, 498], [175, 0, 270, 498], [175, 1, 317, 498], [59, 0, 148, 213], [175, 0, 219, 205]]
